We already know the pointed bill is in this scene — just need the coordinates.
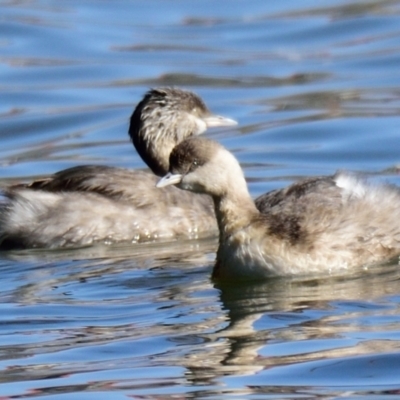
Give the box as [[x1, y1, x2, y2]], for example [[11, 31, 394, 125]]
[[203, 114, 237, 128], [156, 172, 183, 188]]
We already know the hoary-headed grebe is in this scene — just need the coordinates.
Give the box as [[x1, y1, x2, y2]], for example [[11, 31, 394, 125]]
[[0, 88, 236, 249], [158, 137, 400, 280]]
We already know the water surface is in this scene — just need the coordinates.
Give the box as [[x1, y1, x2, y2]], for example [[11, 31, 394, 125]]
[[1, 0, 400, 398]]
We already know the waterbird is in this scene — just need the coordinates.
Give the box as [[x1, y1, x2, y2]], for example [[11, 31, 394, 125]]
[[0, 88, 237, 249], [157, 137, 400, 280]]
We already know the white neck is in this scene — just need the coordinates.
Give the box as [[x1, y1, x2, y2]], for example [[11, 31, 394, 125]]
[[212, 167, 258, 240]]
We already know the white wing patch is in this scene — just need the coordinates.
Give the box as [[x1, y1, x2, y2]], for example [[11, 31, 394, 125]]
[[334, 173, 367, 199]]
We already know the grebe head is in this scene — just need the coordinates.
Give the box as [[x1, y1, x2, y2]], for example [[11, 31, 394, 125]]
[[157, 137, 245, 198], [129, 87, 237, 176]]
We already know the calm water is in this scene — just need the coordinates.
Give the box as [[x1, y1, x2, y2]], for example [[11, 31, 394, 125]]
[[1, 0, 400, 398]]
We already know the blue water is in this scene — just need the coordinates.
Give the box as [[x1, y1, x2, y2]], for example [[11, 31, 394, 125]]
[[1, 0, 400, 398]]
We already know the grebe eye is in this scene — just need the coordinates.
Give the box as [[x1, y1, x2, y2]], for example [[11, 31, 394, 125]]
[[189, 159, 199, 172]]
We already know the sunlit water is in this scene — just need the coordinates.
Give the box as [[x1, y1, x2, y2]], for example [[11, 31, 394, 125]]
[[1, 0, 400, 398]]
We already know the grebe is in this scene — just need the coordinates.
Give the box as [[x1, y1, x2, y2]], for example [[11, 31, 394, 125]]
[[158, 137, 400, 280], [0, 88, 236, 249]]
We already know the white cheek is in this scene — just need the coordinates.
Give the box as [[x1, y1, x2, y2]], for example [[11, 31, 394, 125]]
[[190, 115, 207, 135]]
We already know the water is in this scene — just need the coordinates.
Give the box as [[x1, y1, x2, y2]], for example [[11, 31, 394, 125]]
[[1, 0, 400, 398]]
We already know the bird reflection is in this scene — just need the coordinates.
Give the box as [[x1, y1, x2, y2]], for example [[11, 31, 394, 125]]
[[181, 262, 400, 394]]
